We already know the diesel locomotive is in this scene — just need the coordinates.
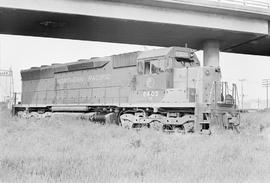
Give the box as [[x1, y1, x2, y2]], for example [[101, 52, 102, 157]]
[[14, 47, 240, 133]]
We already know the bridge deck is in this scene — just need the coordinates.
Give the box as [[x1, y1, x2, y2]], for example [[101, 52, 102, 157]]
[[0, 0, 269, 56]]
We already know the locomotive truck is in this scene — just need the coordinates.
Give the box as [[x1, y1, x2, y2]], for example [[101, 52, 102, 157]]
[[14, 47, 240, 133]]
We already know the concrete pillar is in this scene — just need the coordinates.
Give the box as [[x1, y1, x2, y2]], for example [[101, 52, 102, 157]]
[[203, 40, 220, 67]]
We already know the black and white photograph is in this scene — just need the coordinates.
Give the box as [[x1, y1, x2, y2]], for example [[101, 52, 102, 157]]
[[1, 0, 270, 182]]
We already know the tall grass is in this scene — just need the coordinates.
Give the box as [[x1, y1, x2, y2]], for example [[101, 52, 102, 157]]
[[1, 110, 270, 183]]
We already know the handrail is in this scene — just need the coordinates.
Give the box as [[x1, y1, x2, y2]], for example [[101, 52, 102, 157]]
[[208, 0, 270, 9]]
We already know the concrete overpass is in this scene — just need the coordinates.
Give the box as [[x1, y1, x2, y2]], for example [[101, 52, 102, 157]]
[[0, 0, 270, 66]]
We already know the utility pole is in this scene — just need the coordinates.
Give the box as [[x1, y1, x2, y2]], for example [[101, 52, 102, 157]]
[[239, 79, 246, 111], [262, 79, 270, 109], [0, 69, 14, 107]]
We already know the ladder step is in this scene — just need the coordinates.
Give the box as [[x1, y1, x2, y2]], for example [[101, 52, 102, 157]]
[[199, 121, 210, 124]]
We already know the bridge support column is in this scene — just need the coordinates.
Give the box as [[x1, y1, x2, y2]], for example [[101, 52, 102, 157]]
[[203, 40, 220, 67]]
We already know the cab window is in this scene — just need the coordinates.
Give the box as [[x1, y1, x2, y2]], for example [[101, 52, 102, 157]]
[[174, 57, 195, 67], [151, 60, 160, 74], [150, 59, 165, 74], [145, 61, 150, 74], [138, 59, 166, 75]]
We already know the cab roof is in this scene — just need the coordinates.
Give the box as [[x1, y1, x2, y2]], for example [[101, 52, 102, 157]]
[[137, 47, 196, 60]]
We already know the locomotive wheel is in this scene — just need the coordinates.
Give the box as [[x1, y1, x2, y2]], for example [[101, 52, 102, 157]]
[[183, 121, 195, 133], [120, 113, 135, 129], [149, 120, 163, 131], [121, 119, 133, 129], [120, 119, 133, 129]]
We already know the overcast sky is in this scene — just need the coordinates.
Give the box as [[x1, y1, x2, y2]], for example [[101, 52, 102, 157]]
[[0, 34, 269, 103]]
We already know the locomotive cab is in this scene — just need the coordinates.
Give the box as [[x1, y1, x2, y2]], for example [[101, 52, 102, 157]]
[[130, 47, 200, 104], [136, 47, 200, 75]]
